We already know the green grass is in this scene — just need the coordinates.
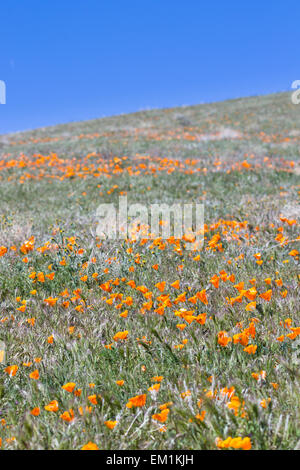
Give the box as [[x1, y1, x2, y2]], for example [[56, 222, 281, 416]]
[[0, 91, 299, 450]]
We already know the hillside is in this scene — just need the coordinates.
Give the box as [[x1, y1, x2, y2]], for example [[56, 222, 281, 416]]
[[0, 92, 299, 450]]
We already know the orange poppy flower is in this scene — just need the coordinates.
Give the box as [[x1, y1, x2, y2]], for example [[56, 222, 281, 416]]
[[81, 442, 99, 450], [29, 369, 39, 380], [196, 313, 207, 325], [88, 394, 98, 405], [289, 249, 299, 257], [113, 330, 129, 341], [152, 408, 169, 423], [30, 407, 40, 416], [243, 344, 257, 354], [171, 280, 180, 289], [216, 436, 251, 450], [44, 297, 58, 306], [126, 394, 147, 408], [60, 409, 74, 422], [37, 272, 45, 283], [45, 400, 59, 412], [210, 275, 219, 288], [5, 365, 18, 377], [196, 289, 208, 304], [174, 292, 186, 303], [104, 420, 118, 429], [155, 281, 166, 292], [195, 410, 206, 422], [259, 290, 272, 301], [62, 382, 76, 393], [245, 301, 256, 312], [218, 331, 232, 347], [0, 246, 7, 257]]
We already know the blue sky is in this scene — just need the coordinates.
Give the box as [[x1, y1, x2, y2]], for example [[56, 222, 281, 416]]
[[0, 1, 299, 134]]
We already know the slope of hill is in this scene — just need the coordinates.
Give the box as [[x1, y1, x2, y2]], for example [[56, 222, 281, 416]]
[[0, 92, 299, 450]]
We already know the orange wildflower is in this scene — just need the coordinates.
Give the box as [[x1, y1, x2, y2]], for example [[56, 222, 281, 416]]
[[60, 409, 75, 422], [44, 400, 59, 412], [0, 246, 7, 257], [5, 365, 18, 377], [30, 407, 40, 416], [152, 408, 169, 423], [126, 394, 147, 408], [113, 330, 129, 341], [148, 383, 160, 392], [171, 280, 180, 289], [155, 281, 166, 292], [44, 297, 58, 306], [116, 380, 124, 386], [218, 331, 232, 347], [243, 344, 257, 354], [81, 442, 99, 450], [245, 301, 256, 312], [62, 382, 76, 393], [29, 369, 39, 380], [104, 420, 118, 429], [88, 394, 98, 405], [259, 290, 272, 301], [216, 436, 251, 450]]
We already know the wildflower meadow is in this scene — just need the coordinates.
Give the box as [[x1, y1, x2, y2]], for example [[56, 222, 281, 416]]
[[0, 92, 299, 450]]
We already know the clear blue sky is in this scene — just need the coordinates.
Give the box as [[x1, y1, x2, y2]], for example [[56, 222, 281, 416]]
[[0, 1, 299, 134]]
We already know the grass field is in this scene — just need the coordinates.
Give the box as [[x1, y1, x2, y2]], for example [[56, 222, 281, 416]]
[[0, 91, 299, 450]]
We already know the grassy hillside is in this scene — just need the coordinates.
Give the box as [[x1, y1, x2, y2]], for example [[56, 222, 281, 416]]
[[0, 92, 299, 450]]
